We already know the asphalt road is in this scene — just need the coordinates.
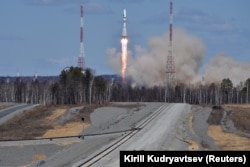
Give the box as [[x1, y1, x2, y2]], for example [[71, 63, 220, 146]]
[[0, 104, 30, 118], [0, 103, 39, 125]]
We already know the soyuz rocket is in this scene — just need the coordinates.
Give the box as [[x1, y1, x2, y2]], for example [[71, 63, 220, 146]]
[[122, 9, 127, 38], [121, 9, 128, 86]]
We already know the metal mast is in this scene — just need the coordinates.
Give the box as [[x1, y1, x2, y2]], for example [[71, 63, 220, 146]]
[[121, 9, 128, 86], [78, 5, 85, 69], [166, 0, 176, 87]]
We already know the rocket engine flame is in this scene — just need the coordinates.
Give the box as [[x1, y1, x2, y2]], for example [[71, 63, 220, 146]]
[[120, 9, 128, 85], [121, 37, 128, 83]]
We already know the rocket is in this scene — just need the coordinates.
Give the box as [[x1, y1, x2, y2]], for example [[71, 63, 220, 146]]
[[123, 9, 126, 22], [122, 9, 127, 38]]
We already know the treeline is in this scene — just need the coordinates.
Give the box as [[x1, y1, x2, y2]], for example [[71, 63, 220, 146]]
[[0, 67, 249, 105], [110, 78, 250, 105], [0, 67, 111, 105]]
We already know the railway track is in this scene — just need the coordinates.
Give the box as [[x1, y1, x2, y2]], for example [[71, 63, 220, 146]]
[[76, 103, 172, 167]]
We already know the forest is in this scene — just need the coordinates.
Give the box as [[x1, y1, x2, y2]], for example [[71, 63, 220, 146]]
[[0, 66, 249, 105]]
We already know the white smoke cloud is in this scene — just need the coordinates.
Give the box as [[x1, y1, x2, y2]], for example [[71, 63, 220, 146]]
[[204, 53, 250, 85], [107, 28, 249, 87], [107, 48, 121, 73]]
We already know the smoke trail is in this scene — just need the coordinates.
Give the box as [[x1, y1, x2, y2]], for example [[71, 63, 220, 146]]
[[204, 53, 250, 85]]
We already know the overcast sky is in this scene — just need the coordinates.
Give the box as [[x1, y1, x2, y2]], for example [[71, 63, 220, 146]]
[[0, 0, 249, 76]]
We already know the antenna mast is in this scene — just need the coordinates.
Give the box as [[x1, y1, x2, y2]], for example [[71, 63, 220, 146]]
[[78, 5, 85, 69], [166, 0, 176, 87]]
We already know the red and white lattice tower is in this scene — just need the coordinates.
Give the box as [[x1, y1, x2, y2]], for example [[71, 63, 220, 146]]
[[166, 0, 176, 86], [78, 5, 85, 69]]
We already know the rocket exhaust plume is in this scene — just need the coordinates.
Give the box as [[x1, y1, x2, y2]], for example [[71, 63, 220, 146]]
[[108, 28, 250, 87], [121, 9, 128, 85], [121, 38, 128, 84], [108, 28, 205, 87]]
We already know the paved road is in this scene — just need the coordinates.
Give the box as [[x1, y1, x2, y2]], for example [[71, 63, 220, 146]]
[[0, 103, 39, 125], [0, 104, 30, 118], [41, 103, 189, 167]]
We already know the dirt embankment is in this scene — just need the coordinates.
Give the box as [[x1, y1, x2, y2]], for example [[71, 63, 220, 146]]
[[0, 105, 53, 140], [0, 105, 92, 140], [38, 108, 83, 138], [207, 104, 250, 150]]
